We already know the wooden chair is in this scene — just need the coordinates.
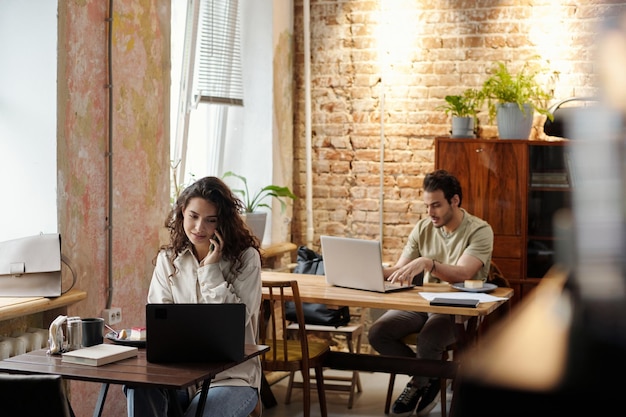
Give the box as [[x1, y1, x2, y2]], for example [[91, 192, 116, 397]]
[[282, 248, 365, 409], [284, 308, 365, 408], [383, 261, 511, 417], [0, 374, 74, 417], [260, 280, 330, 417]]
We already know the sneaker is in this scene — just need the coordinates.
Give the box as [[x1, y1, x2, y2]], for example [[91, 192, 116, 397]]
[[392, 382, 423, 414], [415, 379, 441, 417]]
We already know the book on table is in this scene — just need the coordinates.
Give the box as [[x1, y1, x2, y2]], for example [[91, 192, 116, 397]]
[[430, 297, 479, 308], [61, 343, 138, 366]]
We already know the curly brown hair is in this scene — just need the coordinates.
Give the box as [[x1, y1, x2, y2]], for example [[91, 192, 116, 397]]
[[158, 176, 261, 277]]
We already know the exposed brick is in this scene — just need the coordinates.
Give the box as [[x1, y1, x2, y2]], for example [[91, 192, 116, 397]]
[[292, 0, 612, 261]]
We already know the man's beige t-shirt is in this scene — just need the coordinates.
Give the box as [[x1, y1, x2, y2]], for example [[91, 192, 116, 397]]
[[401, 208, 494, 283]]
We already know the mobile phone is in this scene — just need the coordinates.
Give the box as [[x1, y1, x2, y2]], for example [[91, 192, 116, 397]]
[[209, 231, 221, 251]]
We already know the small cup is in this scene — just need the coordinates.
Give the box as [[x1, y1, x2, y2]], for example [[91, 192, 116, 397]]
[[81, 317, 105, 347], [66, 317, 83, 351]]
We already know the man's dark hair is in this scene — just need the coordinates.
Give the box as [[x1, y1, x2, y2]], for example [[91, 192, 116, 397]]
[[423, 170, 463, 207]]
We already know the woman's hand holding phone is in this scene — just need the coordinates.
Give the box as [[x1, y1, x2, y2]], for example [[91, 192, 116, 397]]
[[202, 231, 223, 265]]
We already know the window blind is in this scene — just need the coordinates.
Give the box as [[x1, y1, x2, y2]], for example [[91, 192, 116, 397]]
[[194, 0, 243, 106]]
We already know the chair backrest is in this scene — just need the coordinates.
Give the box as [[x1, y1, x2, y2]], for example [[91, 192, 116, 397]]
[[0, 374, 72, 417], [260, 280, 310, 370], [291, 246, 352, 327], [486, 260, 510, 288], [481, 260, 511, 332]]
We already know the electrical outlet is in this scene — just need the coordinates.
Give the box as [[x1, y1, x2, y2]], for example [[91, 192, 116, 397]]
[[102, 307, 122, 325]]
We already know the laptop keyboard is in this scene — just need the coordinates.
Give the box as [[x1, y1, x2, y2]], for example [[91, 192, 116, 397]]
[[384, 282, 411, 291]]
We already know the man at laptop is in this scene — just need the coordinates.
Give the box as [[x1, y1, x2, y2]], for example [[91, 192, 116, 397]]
[[124, 176, 263, 417], [369, 170, 493, 416]]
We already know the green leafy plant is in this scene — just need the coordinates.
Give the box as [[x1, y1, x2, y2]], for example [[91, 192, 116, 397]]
[[480, 61, 557, 123], [438, 88, 482, 118], [222, 171, 296, 213], [170, 159, 196, 204]]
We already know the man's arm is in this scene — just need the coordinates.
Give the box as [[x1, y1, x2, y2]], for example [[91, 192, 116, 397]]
[[384, 256, 430, 284], [428, 253, 483, 284], [385, 253, 484, 285]]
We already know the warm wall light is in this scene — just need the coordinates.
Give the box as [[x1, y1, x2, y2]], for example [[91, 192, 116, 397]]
[[377, 2, 423, 89], [528, 4, 576, 98]]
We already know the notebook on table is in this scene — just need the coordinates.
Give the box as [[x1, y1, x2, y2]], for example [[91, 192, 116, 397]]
[[62, 343, 138, 366], [320, 235, 417, 293], [146, 303, 246, 363]]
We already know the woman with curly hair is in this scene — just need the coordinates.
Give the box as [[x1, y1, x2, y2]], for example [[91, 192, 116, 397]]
[[125, 176, 262, 417]]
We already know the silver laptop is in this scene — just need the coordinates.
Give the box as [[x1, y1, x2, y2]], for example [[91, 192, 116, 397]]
[[320, 235, 416, 293]]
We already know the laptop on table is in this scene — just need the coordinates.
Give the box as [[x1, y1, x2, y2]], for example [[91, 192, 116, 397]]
[[146, 303, 246, 363], [320, 235, 417, 293]]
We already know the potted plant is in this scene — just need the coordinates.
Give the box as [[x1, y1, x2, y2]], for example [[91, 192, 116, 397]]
[[438, 88, 482, 138], [480, 61, 556, 139], [222, 171, 296, 241]]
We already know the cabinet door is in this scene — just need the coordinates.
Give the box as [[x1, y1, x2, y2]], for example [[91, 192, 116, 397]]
[[435, 139, 527, 237]]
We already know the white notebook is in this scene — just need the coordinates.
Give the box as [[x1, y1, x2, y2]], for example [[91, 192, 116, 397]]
[[62, 343, 138, 366]]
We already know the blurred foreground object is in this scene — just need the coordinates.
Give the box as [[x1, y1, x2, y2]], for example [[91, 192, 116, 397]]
[[453, 13, 626, 416]]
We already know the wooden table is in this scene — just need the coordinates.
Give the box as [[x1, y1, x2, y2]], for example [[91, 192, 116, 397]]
[[0, 344, 269, 417], [260, 271, 514, 413], [261, 271, 513, 345]]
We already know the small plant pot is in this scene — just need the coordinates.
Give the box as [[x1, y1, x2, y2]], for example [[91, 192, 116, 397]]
[[451, 116, 476, 138], [496, 103, 533, 139], [243, 212, 267, 242]]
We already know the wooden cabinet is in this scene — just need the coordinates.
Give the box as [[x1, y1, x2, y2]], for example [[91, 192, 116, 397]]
[[435, 137, 571, 305]]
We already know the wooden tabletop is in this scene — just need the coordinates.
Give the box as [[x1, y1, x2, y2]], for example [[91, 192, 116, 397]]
[[0, 344, 269, 390], [261, 271, 513, 317]]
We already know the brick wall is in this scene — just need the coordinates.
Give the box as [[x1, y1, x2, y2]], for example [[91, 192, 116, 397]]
[[291, 0, 626, 263]]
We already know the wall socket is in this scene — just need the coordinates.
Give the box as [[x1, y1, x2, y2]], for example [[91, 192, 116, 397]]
[[102, 307, 122, 325]]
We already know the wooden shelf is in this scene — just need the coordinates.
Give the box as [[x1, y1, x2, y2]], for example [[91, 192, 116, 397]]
[[261, 242, 297, 259], [0, 289, 87, 322], [261, 242, 297, 271]]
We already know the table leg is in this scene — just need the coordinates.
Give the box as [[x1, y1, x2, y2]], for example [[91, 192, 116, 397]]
[[93, 383, 109, 417], [260, 372, 277, 408], [167, 389, 185, 417], [68, 400, 77, 417], [194, 381, 211, 417], [454, 316, 479, 351]]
